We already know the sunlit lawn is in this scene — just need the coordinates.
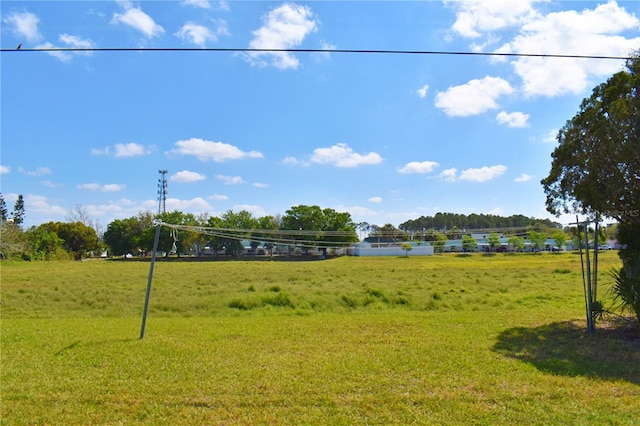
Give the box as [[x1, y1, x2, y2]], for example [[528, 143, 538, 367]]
[[2, 252, 639, 424]]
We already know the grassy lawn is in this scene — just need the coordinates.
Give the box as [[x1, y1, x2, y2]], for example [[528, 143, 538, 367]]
[[2, 252, 639, 424]]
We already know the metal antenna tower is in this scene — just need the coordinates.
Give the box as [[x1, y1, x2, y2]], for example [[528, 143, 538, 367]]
[[157, 169, 168, 214]]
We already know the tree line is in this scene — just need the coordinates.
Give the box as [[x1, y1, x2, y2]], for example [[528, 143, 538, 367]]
[[0, 201, 360, 260], [398, 213, 561, 235], [1, 192, 610, 261]]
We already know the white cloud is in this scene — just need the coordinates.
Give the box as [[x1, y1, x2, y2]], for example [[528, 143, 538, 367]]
[[175, 21, 228, 46], [368, 196, 382, 203], [77, 183, 125, 192], [496, 111, 530, 127], [232, 204, 266, 216], [43, 180, 61, 188], [35, 41, 73, 62], [165, 197, 212, 212], [253, 182, 269, 188], [208, 194, 229, 201], [216, 175, 245, 185], [25, 194, 66, 216], [246, 3, 318, 70], [497, 2, 640, 97], [181, 0, 211, 8], [169, 138, 263, 162], [542, 129, 558, 143], [59, 33, 95, 53], [115, 143, 152, 157], [171, 170, 206, 183], [398, 161, 439, 174], [435, 76, 513, 117], [310, 143, 383, 168], [19, 167, 51, 177], [92, 143, 152, 157], [312, 40, 336, 61], [3, 11, 42, 42], [459, 165, 507, 182], [446, 0, 541, 38], [416, 84, 429, 98], [103, 184, 126, 192], [439, 168, 458, 182], [515, 173, 532, 182], [1, 166, 10, 174], [111, 2, 165, 38], [282, 156, 307, 166]]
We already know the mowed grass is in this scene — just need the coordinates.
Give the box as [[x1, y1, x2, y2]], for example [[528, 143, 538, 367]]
[[2, 252, 639, 425]]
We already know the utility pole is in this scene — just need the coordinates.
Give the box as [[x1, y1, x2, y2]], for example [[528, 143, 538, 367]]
[[158, 170, 168, 215]]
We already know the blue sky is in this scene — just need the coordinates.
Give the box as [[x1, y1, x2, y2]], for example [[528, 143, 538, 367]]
[[1, 0, 639, 230]]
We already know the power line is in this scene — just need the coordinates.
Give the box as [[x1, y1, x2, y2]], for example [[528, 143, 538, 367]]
[[1, 46, 634, 60]]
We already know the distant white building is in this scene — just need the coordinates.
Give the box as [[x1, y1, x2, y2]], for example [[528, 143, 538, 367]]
[[349, 238, 434, 257]]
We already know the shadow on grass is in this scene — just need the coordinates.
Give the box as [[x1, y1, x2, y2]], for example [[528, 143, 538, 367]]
[[493, 320, 640, 384], [55, 338, 138, 356]]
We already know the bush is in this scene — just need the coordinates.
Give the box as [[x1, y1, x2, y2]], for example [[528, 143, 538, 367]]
[[610, 253, 640, 324]]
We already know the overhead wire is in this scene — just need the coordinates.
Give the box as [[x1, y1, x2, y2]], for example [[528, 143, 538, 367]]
[[1, 46, 634, 60]]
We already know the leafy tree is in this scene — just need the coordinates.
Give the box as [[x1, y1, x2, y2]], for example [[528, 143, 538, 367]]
[[0, 193, 7, 222], [103, 217, 140, 256], [281, 205, 357, 253], [31, 222, 98, 260], [149, 211, 197, 257], [507, 236, 525, 253], [541, 56, 639, 223], [433, 233, 448, 254], [0, 221, 26, 259], [205, 216, 226, 256], [487, 232, 501, 252], [369, 223, 409, 241], [541, 54, 639, 270], [255, 215, 281, 255], [401, 242, 413, 257], [216, 210, 257, 256], [552, 231, 567, 251], [462, 235, 476, 252], [56, 222, 99, 260], [11, 194, 25, 226], [357, 222, 370, 240], [527, 230, 547, 252], [24, 225, 65, 260]]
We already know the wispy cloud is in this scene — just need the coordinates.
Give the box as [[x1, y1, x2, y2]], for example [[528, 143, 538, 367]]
[[496, 111, 530, 128], [169, 138, 263, 162], [171, 170, 206, 183], [514, 173, 532, 183], [175, 20, 228, 47], [398, 161, 439, 174], [3, 11, 42, 42], [77, 183, 126, 192], [19, 167, 51, 177], [459, 165, 507, 182], [216, 175, 246, 185], [310, 143, 382, 168], [111, 1, 165, 38], [439, 165, 507, 182], [92, 143, 153, 157], [416, 84, 429, 99]]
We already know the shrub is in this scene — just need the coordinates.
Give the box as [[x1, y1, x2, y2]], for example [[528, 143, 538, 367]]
[[610, 253, 640, 324]]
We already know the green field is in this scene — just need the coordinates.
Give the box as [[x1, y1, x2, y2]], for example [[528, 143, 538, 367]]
[[2, 252, 639, 425]]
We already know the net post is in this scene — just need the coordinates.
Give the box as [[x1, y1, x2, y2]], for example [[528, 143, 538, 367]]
[[140, 220, 162, 340]]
